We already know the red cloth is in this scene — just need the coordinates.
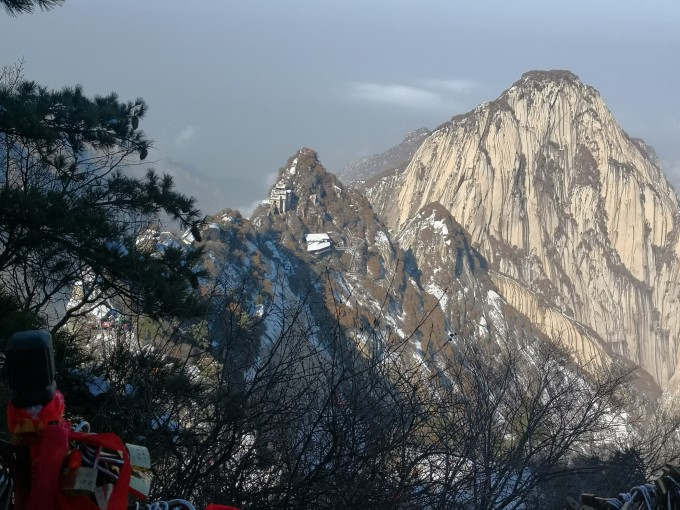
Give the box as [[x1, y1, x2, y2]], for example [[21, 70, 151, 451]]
[[7, 390, 65, 434], [205, 505, 241, 510], [27, 421, 70, 509], [7, 420, 131, 510], [57, 430, 131, 510]]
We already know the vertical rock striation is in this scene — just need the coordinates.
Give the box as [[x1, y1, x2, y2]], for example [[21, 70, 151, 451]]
[[381, 70, 680, 388]]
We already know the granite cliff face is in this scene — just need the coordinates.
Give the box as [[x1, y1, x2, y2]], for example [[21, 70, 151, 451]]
[[372, 70, 680, 388], [395, 202, 530, 343]]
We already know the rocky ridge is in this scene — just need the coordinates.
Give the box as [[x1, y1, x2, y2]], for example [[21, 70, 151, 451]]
[[367, 70, 680, 389], [338, 128, 431, 184], [180, 148, 553, 380]]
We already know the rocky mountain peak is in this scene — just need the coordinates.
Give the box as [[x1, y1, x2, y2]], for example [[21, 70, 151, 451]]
[[251, 149, 395, 266], [514, 69, 582, 86], [505, 68, 600, 108], [504, 70, 595, 103], [366, 70, 680, 389], [450, 69, 603, 131]]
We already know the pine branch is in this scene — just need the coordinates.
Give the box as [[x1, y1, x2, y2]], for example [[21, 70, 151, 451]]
[[1, 0, 65, 16]]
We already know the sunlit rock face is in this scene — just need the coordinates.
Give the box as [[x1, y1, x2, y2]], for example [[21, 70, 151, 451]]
[[375, 70, 680, 388]]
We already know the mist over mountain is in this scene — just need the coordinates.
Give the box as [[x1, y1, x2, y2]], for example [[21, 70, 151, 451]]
[[150, 159, 257, 217]]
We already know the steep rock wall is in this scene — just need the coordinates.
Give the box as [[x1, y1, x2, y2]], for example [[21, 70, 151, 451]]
[[387, 70, 680, 387]]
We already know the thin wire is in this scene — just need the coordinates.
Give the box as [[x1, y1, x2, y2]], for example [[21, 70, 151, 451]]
[[166, 500, 196, 510], [146, 503, 169, 510], [605, 498, 624, 509], [665, 475, 680, 490], [143, 500, 196, 510], [72, 420, 90, 432], [628, 484, 651, 510], [0, 471, 12, 510]]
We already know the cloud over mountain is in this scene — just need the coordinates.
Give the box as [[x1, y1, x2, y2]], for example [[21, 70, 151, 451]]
[[175, 125, 197, 146], [348, 77, 476, 111], [421, 78, 476, 94], [349, 83, 441, 109]]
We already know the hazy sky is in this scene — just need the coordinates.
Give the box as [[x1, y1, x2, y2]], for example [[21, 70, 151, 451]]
[[1, 1, 679, 215]]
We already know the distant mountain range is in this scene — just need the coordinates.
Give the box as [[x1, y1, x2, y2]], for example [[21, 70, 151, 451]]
[[171, 70, 680, 400], [338, 128, 431, 185], [152, 126, 431, 219], [110, 69, 680, 507], [136, 159, 258, 218]]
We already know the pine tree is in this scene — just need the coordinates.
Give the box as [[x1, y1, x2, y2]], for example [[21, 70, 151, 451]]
[[0, 63, 204, 333]]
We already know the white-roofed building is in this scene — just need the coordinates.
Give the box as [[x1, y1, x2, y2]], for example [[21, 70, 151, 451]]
[[305, 233, 332, 255]]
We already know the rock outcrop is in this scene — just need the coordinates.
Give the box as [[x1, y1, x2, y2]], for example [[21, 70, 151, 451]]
[[372, 70, 680, 388], [205, 149, 546, 373]]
